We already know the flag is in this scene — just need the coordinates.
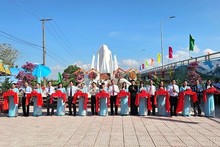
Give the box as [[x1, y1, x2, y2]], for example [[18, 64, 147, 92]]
[[169, 46, 173, 58], [157, 53, 161, 63], [139, 65, 142, 70], [150, 58, 154, 66], [189, 34, 195, 51], [145, 60, 148, 68], [58, 72, 62, 83], [142, 63, 144, 69]]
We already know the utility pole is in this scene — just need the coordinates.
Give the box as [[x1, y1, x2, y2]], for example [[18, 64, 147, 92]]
[[40, 18, 52, 86]]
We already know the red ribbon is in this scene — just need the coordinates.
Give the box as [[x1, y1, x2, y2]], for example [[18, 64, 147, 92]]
[[2, 90, 19, 110], [135, 90, 151, 110], [154, 88, 170, 112], [73, 90, 88, 110], [203, 87, 219, 102], [50, 90, 67, 104], [26, 90, 43, 106], [176, 89, 197, 113], [116, 90, 130, 106], [95, 90, 110, 113]]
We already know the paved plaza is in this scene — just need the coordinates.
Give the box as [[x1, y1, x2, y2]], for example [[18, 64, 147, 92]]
[[1, 107, 220, 147]]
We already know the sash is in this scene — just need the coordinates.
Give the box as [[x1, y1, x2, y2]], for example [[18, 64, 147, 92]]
[[135, 90, 151, 110], [50, 90, 67, 104], [3, 90, 19, 110], [154, 88, 170, 112], [26, 90, 43, 106], [203, 87, 219, 102], [95, 90, 110, 113], [176, 89, 197, 113], [116, 90, 130, 106], [73, 90, 88, 110]]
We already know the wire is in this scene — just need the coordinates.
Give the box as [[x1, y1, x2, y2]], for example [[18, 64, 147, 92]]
[[7, 0, 88, 67], [0, 31, 41, 49], [0, 30, 68, 67]]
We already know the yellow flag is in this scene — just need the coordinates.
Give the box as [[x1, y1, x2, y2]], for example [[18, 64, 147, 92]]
[[157, 53, 161, 63], [145, 60, 148, 67]]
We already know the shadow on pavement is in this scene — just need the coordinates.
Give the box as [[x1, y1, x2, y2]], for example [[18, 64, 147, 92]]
[[142, 116, 199, 124]]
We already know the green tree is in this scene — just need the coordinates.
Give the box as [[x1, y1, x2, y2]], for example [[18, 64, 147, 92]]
[[0, 43, 20, 67], [1, 78, 12, 92], [62, 65, 79, 86]]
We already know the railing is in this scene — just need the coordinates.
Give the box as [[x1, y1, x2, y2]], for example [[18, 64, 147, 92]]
[[141, 51, 220, 74]]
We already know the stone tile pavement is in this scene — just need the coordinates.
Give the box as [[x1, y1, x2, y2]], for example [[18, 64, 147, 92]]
[[0, 107, 220, 147]]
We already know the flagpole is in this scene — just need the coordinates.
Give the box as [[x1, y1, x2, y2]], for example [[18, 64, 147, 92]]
[[160, 16, 175, 70], [189, 50, 190, 59]]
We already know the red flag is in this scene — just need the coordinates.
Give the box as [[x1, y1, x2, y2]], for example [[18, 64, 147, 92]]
[[142, 63, 144, 69], [169, 46, 173, 58]]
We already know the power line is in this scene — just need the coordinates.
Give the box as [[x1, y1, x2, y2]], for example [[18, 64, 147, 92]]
[[12, 0, 85, 61], [8, 0, 87, 66], [52, 20, 83, 59], [0, 31, 68, 66], [0, 31, 41, 49]]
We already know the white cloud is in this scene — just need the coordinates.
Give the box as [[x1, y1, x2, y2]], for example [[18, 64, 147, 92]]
[[203, 48, 215, 55], [165, 45, 201, 63], [48, 61, 91, 80], [109, 31, 121, 37], [48, 65, 65, 80], [121, 59, 140, 69], [161, 45, 219, 65], [73, 61, 91, 71]]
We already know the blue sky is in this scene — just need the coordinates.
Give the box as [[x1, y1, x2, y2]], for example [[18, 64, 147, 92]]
[[0, 0, 220, 79]]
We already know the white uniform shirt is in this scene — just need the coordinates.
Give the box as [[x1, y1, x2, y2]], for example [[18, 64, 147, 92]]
[[46, 86, 55, 96], [168, 84, 179, 97], [89, 87, 99, 96], [108, 84, 119, 96], [21, 86, 32, 97], [67, 86, 79, 97], [147, 85, 156, 96]]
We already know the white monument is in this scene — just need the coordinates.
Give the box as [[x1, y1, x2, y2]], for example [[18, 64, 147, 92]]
[[91, 44, 118, 75]]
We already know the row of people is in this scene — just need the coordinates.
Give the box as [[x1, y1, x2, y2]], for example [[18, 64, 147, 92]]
[[2, 78, 219, 117]]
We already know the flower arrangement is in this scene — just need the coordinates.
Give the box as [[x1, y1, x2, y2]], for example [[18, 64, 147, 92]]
[[88, 71, 97, 80]]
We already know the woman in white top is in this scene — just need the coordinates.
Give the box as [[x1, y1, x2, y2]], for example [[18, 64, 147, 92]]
[[89, 82, 99, 115]]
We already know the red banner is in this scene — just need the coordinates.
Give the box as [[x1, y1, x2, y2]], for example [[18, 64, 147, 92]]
[[169, 46, 173, 58]]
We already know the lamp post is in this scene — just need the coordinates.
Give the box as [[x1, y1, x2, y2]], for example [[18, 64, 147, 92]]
[[160, 16, 175, 69], [40, 18, 52, 86]]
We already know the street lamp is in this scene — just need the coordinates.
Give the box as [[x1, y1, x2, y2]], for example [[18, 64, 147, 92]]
[[40, 18, 52, 86], [160, 16, 175, 69]]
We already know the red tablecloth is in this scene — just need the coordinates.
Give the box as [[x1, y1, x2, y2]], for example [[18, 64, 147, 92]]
[[2, 90, 19, 110], [73, 90, 88, 110], [26, 90, 43, 106], [203, 87, 220, 102], [50, 90, 67, 104], [135, 90, 151, 110], [116, 90, 130, 106], [95, 90, 110, 113], [176, 89, 197, 113], [154, 88, 170, 112]]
